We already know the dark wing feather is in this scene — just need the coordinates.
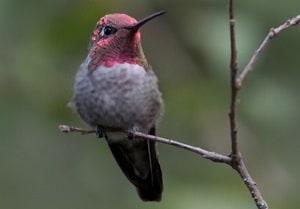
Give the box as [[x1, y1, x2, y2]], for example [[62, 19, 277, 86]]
[[106, 127, 163, 201]]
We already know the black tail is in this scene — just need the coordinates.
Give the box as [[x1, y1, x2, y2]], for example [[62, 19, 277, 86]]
[[136, 138, 163, 201], [106, 127, 163, 201]]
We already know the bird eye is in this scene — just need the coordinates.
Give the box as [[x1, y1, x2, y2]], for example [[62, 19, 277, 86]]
[[100, 25, 117, 37]]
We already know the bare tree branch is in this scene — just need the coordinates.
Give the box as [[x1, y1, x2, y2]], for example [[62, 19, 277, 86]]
[[228, 0, 268, 208], [236, 15, 300, 87], [227, 13, 300, 209], [236, 160, 268, 209], [228, 0, 240, 162], [59, 120, 267, 209], [59, 125, 231, 164]]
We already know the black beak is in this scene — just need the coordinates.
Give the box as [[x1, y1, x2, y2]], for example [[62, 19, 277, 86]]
[[125, 11, 166, 31]]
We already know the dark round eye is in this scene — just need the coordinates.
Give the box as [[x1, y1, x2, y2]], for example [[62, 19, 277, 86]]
[[101, 25, 117, 37]]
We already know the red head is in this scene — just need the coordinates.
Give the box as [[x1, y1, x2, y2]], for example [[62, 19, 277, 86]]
[[88, 11, 165, 70]]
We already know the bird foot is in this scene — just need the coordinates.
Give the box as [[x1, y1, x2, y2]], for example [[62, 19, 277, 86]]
[[127, 126, 139, 140], [96, 125, 105, 138], [127, 131, 135, 140]]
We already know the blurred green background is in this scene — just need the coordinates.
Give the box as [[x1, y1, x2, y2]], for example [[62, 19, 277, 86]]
[[1, 0, 300, 208]]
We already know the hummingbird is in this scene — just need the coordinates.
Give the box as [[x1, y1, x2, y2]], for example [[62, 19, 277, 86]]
[[71, 11, 165, 201]]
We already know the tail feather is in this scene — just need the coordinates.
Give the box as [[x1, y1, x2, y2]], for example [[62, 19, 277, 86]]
[[106, 127, 163, 201], [137, 143, 163, 201]]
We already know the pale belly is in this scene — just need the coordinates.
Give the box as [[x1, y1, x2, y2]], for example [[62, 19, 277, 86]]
[[72, 62, 163, 131]]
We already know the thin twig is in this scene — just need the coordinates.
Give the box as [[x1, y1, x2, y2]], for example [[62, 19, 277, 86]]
[[59, 125, 231, 164], [228, 1, 268, 209], [228, 0, 240, 162], [236, 15, 300, 87], [59, 125, 96, 134], [236, 160, 268, 209]]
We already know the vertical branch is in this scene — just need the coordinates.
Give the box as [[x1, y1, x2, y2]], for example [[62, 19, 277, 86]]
[[228, 0, 240, 162], [228, 1, 269, 208]]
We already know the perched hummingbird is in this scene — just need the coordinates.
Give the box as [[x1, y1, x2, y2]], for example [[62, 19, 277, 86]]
[[71, 11, 165, 201]]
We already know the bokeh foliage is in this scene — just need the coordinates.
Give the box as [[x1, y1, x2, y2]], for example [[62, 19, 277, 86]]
[[1, 0, 300, 208]]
